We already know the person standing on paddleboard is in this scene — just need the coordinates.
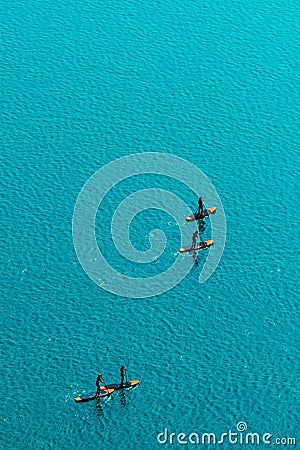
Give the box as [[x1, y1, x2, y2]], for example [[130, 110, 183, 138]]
[[120, 365, 126, 387], [96, 373, 104, 396], [192, 230, 199, 249], [197, 196, 205, 215]]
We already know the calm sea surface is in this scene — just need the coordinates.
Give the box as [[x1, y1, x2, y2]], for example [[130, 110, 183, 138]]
[[1, 0, 299, 449]]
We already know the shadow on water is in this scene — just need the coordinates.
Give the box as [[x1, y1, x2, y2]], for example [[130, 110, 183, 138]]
[[94, 396, 114, 428], [94, 388, 133, 418], [119, 391, 129, 407], [197, 219, 206, 233], [95, 399, 105, 417]]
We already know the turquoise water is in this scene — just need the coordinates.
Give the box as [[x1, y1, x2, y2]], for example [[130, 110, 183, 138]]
[[1, 0, 299, 448]]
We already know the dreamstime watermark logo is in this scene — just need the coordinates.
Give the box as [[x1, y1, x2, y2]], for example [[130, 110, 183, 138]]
[[157, 422, 297, 446], [72, 153, 226, 298]]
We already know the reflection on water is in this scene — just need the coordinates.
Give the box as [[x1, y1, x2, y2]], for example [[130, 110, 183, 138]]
[[197, 219, 206, 233], [94, 388, 133, 420], [95, 400, 104, 417], [119, 391, 128, 407]]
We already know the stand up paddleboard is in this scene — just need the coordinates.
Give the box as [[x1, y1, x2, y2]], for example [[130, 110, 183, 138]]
[[186, 207, 216, 222], [179, 240, 214, 253], [74, 380, 140, 403], [74, 388, 114, 403], [100, 380, 140, 391]]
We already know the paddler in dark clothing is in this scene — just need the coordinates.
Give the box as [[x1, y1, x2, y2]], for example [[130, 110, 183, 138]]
[[192, 230, 199, 249], [197, 196, 205, 216], [120, 365, 126, 387], [192, 230, 207, 251], [96, 373, 104, 396]]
